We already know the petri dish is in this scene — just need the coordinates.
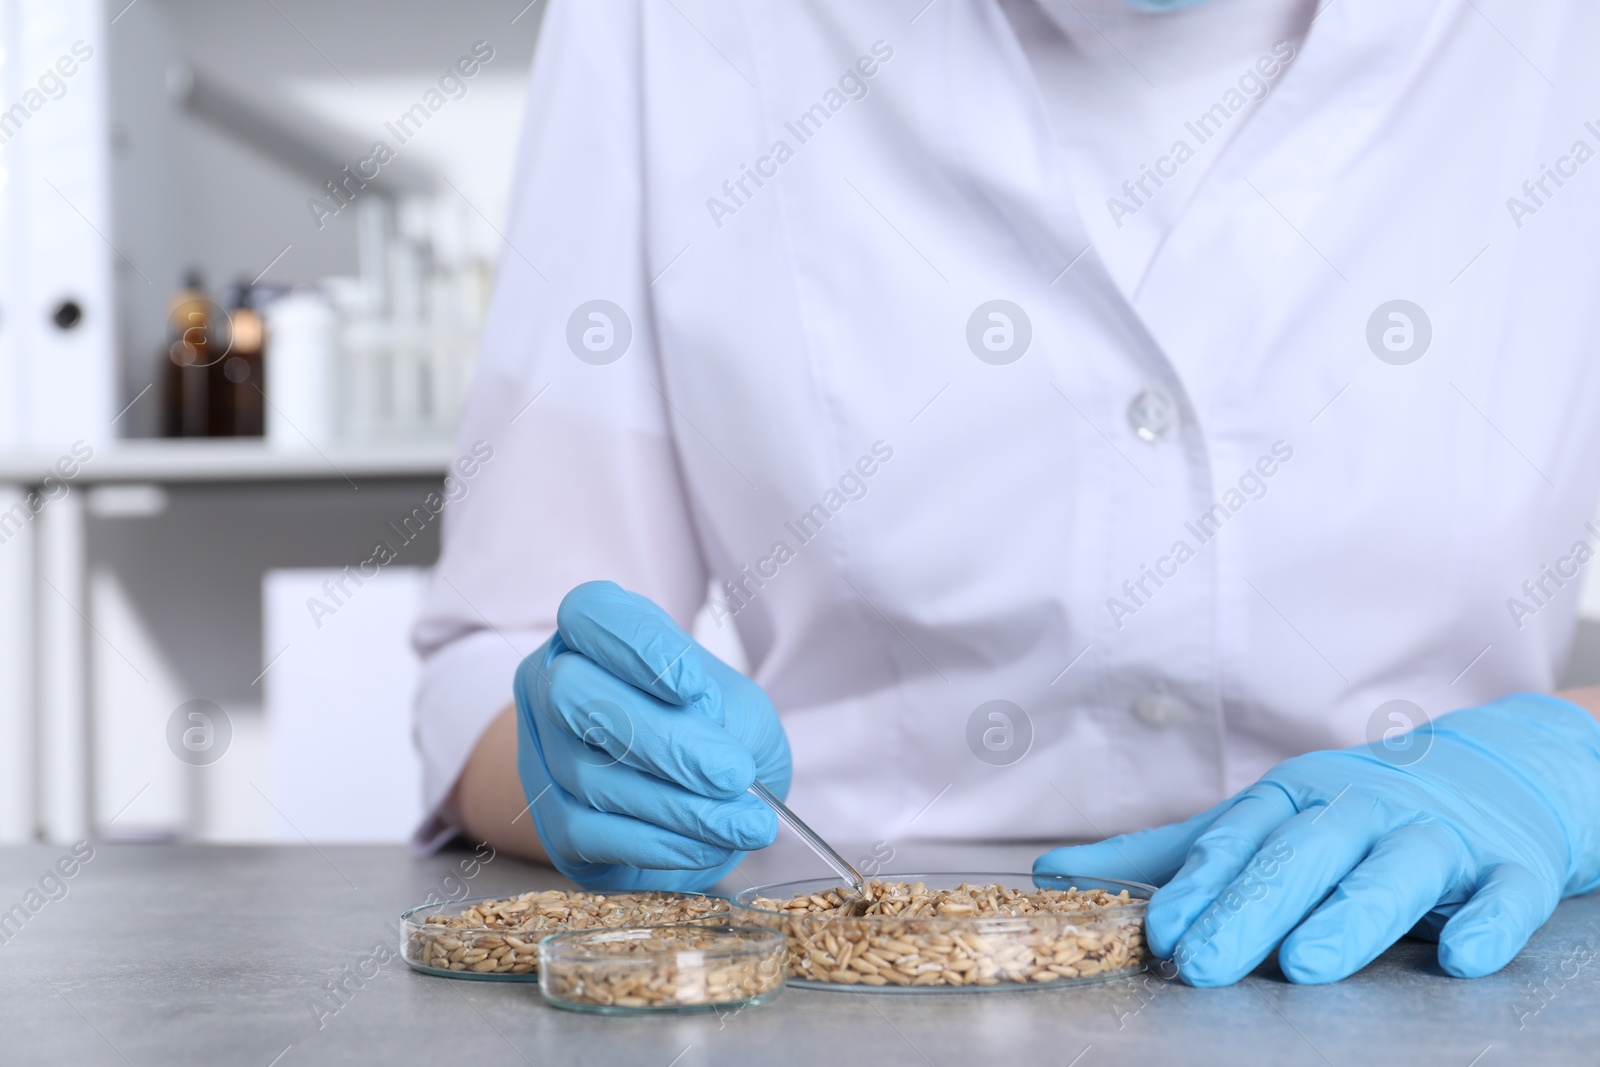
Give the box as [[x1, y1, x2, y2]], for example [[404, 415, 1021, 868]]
[[733, 872, 1151, 993], [401, 890, 731, 982], [539, 924, 787, 1014]]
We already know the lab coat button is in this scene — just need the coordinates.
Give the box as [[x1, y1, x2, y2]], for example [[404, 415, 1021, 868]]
[[1132, 693, 1187, 727], [1127, 387, 1178, 442]]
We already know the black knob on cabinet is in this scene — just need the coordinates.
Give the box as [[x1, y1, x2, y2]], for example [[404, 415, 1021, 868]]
[[52, 299, 84, 330]]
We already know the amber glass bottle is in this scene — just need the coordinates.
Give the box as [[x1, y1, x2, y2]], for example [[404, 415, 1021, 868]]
[[161, 270, 218, 438], [210, 284, 265, 436]]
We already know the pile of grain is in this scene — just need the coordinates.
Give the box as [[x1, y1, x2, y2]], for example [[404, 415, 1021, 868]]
[[405, 890, 727, 976]]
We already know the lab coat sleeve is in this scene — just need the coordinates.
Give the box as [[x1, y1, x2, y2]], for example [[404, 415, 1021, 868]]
[[409, 0, 709, 849]]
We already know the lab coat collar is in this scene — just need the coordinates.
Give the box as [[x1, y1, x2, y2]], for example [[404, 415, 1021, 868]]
[[939, 0, 1171, 378]]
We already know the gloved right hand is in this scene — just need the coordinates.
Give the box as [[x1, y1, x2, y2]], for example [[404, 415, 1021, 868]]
[[513, 580, 790, 891]]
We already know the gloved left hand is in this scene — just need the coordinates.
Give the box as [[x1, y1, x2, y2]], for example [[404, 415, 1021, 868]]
[[1035, 693, 1600, 986]]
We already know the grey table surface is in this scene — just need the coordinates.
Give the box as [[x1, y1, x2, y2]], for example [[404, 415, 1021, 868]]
[[1, 840, 1596, 1067]]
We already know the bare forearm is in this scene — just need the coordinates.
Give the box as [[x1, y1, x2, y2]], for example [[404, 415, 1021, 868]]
[[1557, 685, 1600, 721], [448, 704, 551, 864]]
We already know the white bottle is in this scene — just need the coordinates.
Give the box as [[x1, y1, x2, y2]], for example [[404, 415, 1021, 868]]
[[263, 288, 338, 449]]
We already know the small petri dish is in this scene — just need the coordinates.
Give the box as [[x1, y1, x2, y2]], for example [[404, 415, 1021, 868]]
[[539, 924, 787, 1014], [733, 872, 1151, 993], [401, 890, 731, 982]]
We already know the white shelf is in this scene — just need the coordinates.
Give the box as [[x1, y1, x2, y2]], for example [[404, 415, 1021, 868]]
[[0, 438, 454, 486]]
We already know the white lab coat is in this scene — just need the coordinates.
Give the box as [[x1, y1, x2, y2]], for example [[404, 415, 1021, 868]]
[[412, 0, 1600, 848]]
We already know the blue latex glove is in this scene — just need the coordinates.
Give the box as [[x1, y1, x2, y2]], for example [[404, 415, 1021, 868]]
[[1035, 693, 1600, 986], [513, 581, 790, 891]]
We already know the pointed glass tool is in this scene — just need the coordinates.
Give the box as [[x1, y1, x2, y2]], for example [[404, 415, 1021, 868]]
[[747, 779, 869, 913]]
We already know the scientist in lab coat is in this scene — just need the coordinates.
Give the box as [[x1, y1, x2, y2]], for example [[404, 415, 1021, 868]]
[[411, 0, 1600, 986]]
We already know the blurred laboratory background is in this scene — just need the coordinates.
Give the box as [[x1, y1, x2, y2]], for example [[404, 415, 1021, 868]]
[[0, 0, 542, 846], [0, 0, 1597, 852]]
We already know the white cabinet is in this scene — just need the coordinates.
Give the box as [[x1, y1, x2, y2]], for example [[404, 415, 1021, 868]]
[[0, 441, 450, 843], [0, 0, 540, 843], [0, 0, 113, 842]]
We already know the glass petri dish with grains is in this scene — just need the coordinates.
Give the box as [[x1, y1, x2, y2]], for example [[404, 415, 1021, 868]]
[[401, 889, 730, 981], [734, 872, 1150, 992], [539, 924, 787, 1014]]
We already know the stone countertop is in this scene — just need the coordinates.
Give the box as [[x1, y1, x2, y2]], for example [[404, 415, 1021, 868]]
[[1, 840, 1594, 1066]]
